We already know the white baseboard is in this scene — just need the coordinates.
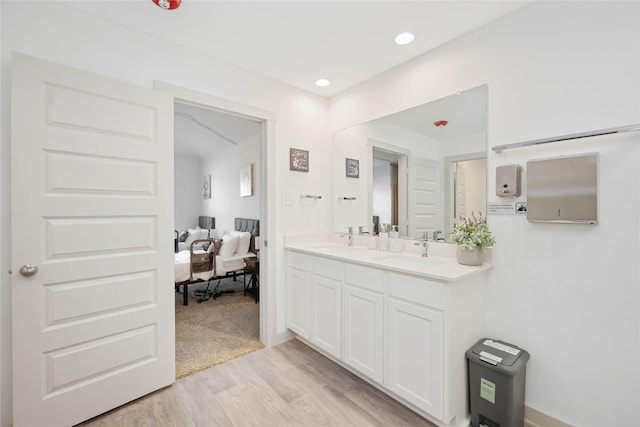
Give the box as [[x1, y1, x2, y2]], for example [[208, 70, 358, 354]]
[[525, 406, 572, 427]]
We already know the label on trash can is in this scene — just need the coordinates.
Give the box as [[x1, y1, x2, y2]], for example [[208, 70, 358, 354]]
[[480, 378, 496, 404]]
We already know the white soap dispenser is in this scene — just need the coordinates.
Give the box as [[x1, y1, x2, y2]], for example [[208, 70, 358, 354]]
[[378, 224, 389, 251], [389, 225, 402, 253]]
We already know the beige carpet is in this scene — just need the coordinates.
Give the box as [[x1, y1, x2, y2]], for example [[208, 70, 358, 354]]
[[175, 278, 263, 379]]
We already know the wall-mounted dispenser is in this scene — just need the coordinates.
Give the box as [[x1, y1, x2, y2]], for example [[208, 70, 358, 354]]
[[526, 153, 598, 224], [496, 164, 522, 197]]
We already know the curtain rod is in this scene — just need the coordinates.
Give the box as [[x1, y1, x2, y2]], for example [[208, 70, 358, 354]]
[[492, 123, 640, 153]]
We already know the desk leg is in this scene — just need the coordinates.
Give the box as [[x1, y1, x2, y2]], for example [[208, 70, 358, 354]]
[[183, 283, 188, 306]]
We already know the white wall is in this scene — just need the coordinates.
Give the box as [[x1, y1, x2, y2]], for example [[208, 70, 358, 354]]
[[201, 131, 261, 233], [0, 2, 330, 426], [174, 155, 203, 231], [330, 2, 640, 426]]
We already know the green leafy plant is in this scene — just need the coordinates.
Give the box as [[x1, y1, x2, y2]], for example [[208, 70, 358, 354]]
[[449, 212, 496, 250]]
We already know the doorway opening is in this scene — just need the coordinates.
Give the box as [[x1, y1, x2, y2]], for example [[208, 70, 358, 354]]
[[444, 153, 487, 236], [370, 144, 408, 236], [173, 100, 264, 378]]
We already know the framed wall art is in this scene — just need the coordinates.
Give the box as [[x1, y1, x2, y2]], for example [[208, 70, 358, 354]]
[[240, 164, 253, 197], [290, 148, 309, 172], [202, 174, 211, 199], [346, 158, 359, 178]]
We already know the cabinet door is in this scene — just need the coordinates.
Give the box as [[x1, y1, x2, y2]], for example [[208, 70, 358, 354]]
[[342, 284, 384, 383], [387, 298, 443, 420], [286, 268, 310, 339], [310, 275, 342, 358]]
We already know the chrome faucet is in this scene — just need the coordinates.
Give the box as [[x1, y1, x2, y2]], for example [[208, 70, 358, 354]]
[[414, 232, 428, 257], [432, 229, 442, 241], [341, 226, 354, 246]]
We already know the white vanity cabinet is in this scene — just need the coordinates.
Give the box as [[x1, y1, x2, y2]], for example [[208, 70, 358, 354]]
[[285, 244, 487, 427], [342, 263, 384, 384]]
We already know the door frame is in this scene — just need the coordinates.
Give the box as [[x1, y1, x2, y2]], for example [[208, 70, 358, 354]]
[[153, 81, 277, 346]]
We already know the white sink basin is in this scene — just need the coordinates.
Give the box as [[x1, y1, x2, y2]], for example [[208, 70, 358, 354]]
[[309, 244, 387, 259], [310, 244, 358, 253], [304, 245, 451, 267], [378, 254, 447, 267]]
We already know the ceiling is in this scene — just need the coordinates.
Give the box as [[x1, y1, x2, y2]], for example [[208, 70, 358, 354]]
[[365, 84, 487, 169], [174, 102, 262, 157], [61, 0, 531, 97], [60, 1, 529, 156], [382, 84, 487, 141]]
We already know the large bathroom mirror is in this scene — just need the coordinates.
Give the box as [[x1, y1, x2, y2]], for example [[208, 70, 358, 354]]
[[332, 84, 488, 239]]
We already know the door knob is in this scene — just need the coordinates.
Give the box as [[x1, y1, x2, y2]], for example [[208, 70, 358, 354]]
[[19, 265, 38, 277]]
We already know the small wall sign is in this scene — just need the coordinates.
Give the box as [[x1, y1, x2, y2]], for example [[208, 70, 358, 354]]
[[290, 148, 309, 172], [487, 202, 517, 215]]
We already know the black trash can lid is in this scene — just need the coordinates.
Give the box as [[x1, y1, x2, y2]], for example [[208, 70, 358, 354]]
[[470, 338, 526, 367]]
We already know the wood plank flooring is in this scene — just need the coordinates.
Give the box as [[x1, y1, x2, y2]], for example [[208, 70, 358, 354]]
[[80, 339, 437, 426]]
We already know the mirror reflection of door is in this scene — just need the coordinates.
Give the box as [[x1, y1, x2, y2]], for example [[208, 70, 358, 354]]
[[454, 162, 466, 221], [372, 148, 402, 234], [452, 157, 486, 226]]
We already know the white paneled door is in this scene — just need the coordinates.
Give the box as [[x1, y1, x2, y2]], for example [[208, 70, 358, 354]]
[[408, 156, 439, 239], [11, 53, 175, 427]]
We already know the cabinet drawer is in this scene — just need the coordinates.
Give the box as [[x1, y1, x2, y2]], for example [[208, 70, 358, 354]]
[[344, 263, 384, 293], [388, 272, 443, 310], [312, 256, 343, 281], [287, 251, 311, 271]]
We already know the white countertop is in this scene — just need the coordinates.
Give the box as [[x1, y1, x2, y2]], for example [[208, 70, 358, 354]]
[[284, 234, 492, 282]]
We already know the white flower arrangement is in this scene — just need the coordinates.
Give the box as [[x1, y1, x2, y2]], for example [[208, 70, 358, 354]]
[[449, 212, 496, 250]]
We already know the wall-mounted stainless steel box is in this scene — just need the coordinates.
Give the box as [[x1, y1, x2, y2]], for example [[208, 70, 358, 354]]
[[526, 153, 598, 224], [496, 164, 522, 197]]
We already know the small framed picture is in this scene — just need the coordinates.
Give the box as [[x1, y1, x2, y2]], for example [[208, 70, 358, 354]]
[[346, 158, 359, 178], [290, 148, 309, 172], [240, 164, 252, 197], [202, 174, 211, 199]]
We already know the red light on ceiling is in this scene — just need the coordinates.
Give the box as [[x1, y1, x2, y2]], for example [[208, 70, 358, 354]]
[[152, 0, 181, 10], [434, 120, 448, 127]]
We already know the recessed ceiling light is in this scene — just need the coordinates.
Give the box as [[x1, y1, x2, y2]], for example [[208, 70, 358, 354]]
[[315, 78, 331, 87], [395, 32, 415, 45]]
